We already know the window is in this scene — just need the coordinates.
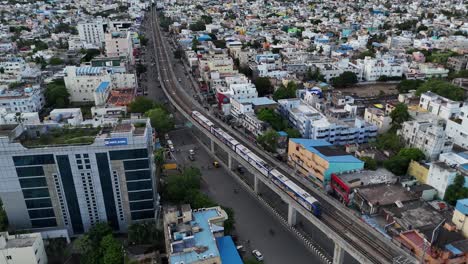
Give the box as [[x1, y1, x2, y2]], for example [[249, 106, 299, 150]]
[[6, 256, 11, 260]]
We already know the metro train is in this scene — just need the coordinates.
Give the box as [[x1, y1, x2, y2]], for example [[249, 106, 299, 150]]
[[191, 111, 321, 217]]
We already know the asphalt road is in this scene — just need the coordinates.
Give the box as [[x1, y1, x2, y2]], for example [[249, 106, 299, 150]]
[[140, 13, 357, 264], [167, 128, 322, 264]]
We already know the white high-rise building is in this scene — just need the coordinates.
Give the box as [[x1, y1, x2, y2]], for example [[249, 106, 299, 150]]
[[78, 19, 105, 47]]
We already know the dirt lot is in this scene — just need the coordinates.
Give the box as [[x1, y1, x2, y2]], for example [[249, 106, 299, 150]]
[[336, 83, 399, 97]]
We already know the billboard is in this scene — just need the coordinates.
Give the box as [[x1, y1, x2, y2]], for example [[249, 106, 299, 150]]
[[104, 138, 128, 146]]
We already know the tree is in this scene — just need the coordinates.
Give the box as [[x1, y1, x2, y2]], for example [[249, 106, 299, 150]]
[[331, 71, 358, 88], [356, 49, 375, 59], [254, 77, 273, 96], [416, 79, 464, 101], [145, 107, 174, 135], [304, 68, 325, 82], [165, 167, 202, 203], [257, 129, 279, 152], [390, 103, 411, 130], [173, 48, 184, 59], [101, 235, 123, 264], [373, 132, 403, 152], [0, 199, 8, 232], [397, 79, 424, 93], [154, 148, 165, 170], [45, 79, 70, 108], [192, 38, 200, 51], [444, 174, 468, 205], [128, 97, 154, 113], [284, 128, 301, 138], [200, 15, 213, 24], [139, 35, 148, 46], [49, 57, 64, 65], [0, 67, 4, 74], [136, 64, 147, 75], [213, 39, 226, 49], [189, 20, 206, 31], [360, 157, 377, 170], [75, 223, 114, 264], [128, 222, 164, 247], [272, 81, 297, 101], [222, 207, 235, 234], [384, 148, 425, 175], [257, 108, 287, 131], [81, 49, 101, 62], [239, 66, 253, 77]]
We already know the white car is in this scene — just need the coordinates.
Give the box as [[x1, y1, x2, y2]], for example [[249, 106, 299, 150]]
[[252, 249, 263, 261]]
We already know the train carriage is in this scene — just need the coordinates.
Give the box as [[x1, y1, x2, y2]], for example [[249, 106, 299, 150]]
[[235, 145, 271, 176], [191, 111, 214, 130], [190, 111, 321, 217], [212, 128, 239, 150]]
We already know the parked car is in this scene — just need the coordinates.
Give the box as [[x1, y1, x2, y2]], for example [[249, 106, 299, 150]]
[[252, 249, 263, 261]]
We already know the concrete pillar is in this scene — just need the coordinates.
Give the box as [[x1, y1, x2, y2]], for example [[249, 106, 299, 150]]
[[254, 175, 259, 193], [210, 139, 215, 153], [228, 154, 232, 170], [333, 243, 345, 264], [287, 205, 297, 226]]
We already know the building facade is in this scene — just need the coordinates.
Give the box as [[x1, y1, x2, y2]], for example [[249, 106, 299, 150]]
[[0, 232, 47, 264], [287, 138, 364, 187], [278, 99, 378, 145], [446, 105, 468, 148], [0, 119, 157, 236], [78, 20, 105, 47], [0, 85, 45, 114], [398, 119, 453, 161], [452, 198, 468, 238], [63, 66, 136, 103]]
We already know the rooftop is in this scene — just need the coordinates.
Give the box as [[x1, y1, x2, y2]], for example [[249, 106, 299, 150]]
[[20, 127, 101, 147], [291, 138, 363, 163], [169, 208, 223, 264], [357, 184, 418, 206], [215, 236, 243, 264], [336, 168, 397, 187], [96, 81, 110, 93], [238, 97, 276, 106]]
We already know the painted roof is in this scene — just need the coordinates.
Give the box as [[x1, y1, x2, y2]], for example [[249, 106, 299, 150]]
[[290, 138, 363, 163], [238, 97, 276, 106], [216, 236, 243, 264], [170, 209, 221, 263], [95, 82, 110, 93], [75, 66, 103, 76], [455, 198, 468, 215]]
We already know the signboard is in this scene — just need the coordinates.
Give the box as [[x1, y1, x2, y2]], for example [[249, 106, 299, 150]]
[[104, 138, 128, 146]]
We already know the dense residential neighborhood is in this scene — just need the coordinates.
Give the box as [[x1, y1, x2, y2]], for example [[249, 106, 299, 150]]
[[0, 0, 467, 263]]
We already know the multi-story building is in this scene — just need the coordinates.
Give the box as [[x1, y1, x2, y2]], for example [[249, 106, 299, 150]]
[[78, 20, 105, 47], [278, 99, 378, 145], [0, 232, 47, 264], [364, 107, 392, 133], [314, 58, 362, 82], [0, 119, 157, 236], [287, 138, 364, 187], [357, 55, 403, 81], [0, 84, 45, 113], [445, 105, 468, 148], [398, 119, 453, 160], [426, 152, 468, 199], [452, 198, 468, 238], [419, 92, 462, 120], [104, 31, 134, 62], [215, 75, 258, 110], [163, 205, 242, 264], [63, 66, 136, 104], [447, 55, 468, 72]]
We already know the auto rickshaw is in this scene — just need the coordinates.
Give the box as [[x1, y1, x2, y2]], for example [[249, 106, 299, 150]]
[[213, 161, 219, 168]]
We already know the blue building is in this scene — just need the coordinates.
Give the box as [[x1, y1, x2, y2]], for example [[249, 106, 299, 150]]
[[164, 205, 239, 264]]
